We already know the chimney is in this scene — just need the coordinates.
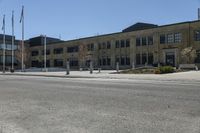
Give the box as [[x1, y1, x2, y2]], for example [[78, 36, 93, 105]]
[[198, 8, 200, 20]]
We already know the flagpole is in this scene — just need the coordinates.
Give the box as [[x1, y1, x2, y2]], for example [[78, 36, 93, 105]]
[[20, 6, 24, 72], [2, 15, 5, 73], [11, 11, 14, 71], [44, 35, 47, 72]]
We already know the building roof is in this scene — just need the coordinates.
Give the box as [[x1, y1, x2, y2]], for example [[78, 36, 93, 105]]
[[122, 22, 158, 32], [27, 35, 64, 47]]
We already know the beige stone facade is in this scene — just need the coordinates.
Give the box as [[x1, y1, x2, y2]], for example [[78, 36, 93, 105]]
[[28, 20, 200, 70]]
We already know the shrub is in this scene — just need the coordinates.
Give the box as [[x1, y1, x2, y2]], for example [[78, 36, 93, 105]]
[[157, 66, 174, 74], [154, 69, 161, 74]]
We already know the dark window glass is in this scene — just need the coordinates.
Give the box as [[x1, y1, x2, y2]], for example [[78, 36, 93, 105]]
[[136, 54, 141, 65], [160, 35, 166, 44], [126, 39, 130, 47], [42, 49, 50, 55], [115, 40, 120, 48], [107, 41, 111, 49], [103, 58, 106, 66], [126, 57, 130, 65], [102, 42, 106, 49], [142, 37, 147, 46], [116, 56, 120, 63], [41, 60, 50, 67], [107, 57, 111, 66], [148, 53, 154, 65], [99, 59, 102, 66], [31, 60, 39, 67], [148, 36, 153, 45], [54, 48, 63, 54], [195, 31, 200, 41], [195, 50, 200, 63], [54, 59, 63, 67], [67, 46, 79, 53], [142, 53, 147, 65], [121, 57, 125, 65], [121, 40, 125, 48], [87, 43, 94, 51], [32, 51, 39, 56], [69, 59, 79, 66], [98, 43, 101, 50], [136, 38, 141, 46]]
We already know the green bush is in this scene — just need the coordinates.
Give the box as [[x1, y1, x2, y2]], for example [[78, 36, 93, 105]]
[[158, 66, 174, 74]]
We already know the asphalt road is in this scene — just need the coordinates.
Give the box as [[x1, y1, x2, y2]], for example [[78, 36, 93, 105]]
[[0, 75, 200, 133]]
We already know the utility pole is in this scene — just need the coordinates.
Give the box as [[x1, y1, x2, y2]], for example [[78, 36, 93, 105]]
[[44, 35, 47, 72]]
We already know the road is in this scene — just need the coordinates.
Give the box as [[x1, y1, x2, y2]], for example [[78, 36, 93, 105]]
[[0, 75, 200, 133]]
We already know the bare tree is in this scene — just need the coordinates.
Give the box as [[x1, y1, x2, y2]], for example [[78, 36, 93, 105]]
[[181, 47, 197, 64]]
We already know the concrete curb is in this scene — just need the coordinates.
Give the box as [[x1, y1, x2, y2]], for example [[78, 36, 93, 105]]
[[1, 73, 200, 83], [0, 73, 95, 79]]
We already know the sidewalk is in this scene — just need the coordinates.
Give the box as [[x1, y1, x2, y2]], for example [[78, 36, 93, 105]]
[[1, 70, 200, 82]]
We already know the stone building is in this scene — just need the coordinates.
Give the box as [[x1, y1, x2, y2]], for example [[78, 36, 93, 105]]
[[25, 20, 200, 70]]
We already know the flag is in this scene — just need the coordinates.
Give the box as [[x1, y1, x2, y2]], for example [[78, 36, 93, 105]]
[[2, 15, 5, 31], [20, 6, 24, 23]]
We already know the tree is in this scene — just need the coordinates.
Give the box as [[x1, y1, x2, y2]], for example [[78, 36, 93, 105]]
[[181, 47, 197, 64]]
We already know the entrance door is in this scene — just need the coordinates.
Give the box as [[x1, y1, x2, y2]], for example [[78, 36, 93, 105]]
[[166, 52, 175, 66]]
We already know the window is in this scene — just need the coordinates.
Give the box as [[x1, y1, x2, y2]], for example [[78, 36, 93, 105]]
[[160, 34, 166, 44], [54, 59, 63, 67], [116, 40, 120, 48], [148, 53, 154, 65], [116, 56, 120, 63], [103, 58, 106, 66], [121, 57, 125, 65], [31, 60, 39, 67], [195, 30, 200, 41], [126, 39, 130, 47], [107, 41, 111, 49], [42, 49, 50, 55], [69, 59, 79, 67], [174, 33, 182, 43], [148, 36, 153, 45], [32, 51, 39, 56], [98, 43, 101, 50], [102, 42, 106, 49], [0, 44, 18, 50], [142, 37, 147, 46], [107, 57, 111, 66], [195, 50, 200, 63], [142, 53, 147, 65], [87, 43, 94, 51], [136, 54, 141, 65], [67, 46, 79, 53], [121, 40, 125, 48], [54, 48, 63, 54], [136, 38, 141, 46], [42, 60, 50, 67], [167, 34, 174, 43], [126, 57, 130, 65], [99, 59, 102, 66]]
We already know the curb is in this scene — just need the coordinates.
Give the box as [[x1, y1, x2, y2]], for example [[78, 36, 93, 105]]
[[0, 73, 96, 79], [1, 73, 200, 83]]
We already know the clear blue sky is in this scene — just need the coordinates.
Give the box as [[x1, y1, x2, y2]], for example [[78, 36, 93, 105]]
[[0, 0, 200, 40]]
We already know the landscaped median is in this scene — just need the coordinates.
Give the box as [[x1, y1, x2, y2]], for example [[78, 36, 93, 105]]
[[118, 66, 188, 74]]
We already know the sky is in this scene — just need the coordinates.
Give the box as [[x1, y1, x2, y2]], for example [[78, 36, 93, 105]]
[[0, 0, 200, 41]]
